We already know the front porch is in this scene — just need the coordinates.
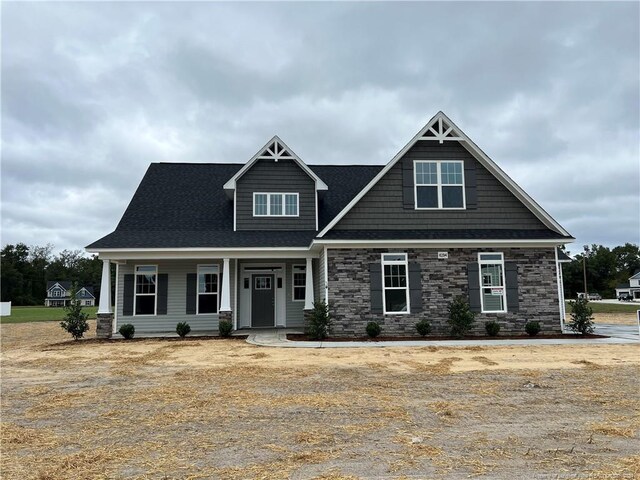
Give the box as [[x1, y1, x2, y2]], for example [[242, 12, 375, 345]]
[[95, 254, 321, 338]]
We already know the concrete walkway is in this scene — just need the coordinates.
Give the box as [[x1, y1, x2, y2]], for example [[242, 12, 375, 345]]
[[245, 325, 640, 348]]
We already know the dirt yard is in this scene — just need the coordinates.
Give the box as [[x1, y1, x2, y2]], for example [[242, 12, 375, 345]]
[[2, 321, 639, 479]]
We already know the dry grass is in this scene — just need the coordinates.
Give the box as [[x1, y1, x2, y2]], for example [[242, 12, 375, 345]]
[[1, 321, 639, 479]]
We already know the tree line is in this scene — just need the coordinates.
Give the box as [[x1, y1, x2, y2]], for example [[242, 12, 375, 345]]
[[561, 243, 640, 298], [1, 243, 103, 305], [2, 241, 638, 306]]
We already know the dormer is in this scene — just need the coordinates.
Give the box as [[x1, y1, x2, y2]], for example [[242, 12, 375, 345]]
[[224, 136, 328, 231]]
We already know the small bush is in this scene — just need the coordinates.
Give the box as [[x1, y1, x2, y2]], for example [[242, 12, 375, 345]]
[[366, 321, 382, 338], [568, 298, 594, 335], [525, 321, 541, 336], [416, 319, 432, 337], [176, 322, 191, 338], [307, 299, 332, 340], [447, 296, 476, 338], [219, 320, 233, 337], [119, 324, 135, 340], [59, 285, 90, 340], [485, 321, 501, 337]]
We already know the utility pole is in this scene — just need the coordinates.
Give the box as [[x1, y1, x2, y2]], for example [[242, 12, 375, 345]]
[[582, 245, 589, 299]]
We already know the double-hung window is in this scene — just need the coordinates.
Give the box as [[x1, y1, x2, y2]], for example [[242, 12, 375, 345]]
[[52, 289, 61, 297], [254, 193, 298, 216], [478, 253, 506, 313], [135, 265, 157, 315], [198, 265, 219, 314], [415, 160, 465, 209], [292, 265, 306, 301], [381, 253, 410, 314]]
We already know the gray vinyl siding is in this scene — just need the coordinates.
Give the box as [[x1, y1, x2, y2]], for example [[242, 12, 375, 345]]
[[333, 141, 549, 231], [236, 159, 317, 230], [116, 260, 236, 334], [286, 261, 306, 327]]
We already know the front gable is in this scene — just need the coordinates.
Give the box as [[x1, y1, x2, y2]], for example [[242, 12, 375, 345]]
[[228, 137, 327, 232], [47, 282, 69, 298], [76, 287, 95, 299], [319, 112, 570, 238]]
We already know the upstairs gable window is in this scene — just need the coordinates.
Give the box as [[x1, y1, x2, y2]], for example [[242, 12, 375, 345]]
[[253, 193, 299, 217], [414, 160, 465, 209]]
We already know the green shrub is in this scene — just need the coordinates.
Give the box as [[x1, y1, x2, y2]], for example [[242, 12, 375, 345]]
[[416, 319, 432, 337], [485, 321, 500, 337], [176, 322, 191, 338], [119, 324, 135, 339], [366, 321, 382, 338], [447, 296, 476, 338], [219, 320, 233, 337], [525, 321, 541, 336], [59, 285, 89, 341], [568, 298, 594, 335], [306, 299, 332, 340]]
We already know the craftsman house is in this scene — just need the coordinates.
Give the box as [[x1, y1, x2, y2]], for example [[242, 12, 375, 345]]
[[45, 281, 95, 307], [86, 111, 573, 338]]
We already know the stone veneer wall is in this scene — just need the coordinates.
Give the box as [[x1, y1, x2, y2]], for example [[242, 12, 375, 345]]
[[326, 247, 561, 337]]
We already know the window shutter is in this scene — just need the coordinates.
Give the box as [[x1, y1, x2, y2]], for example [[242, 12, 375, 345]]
[[157, 273, 168, 315], [408, 262, 422, 313], [505, 261, 519, 312], [402, 160, 415, 209], [465, 166, 477, 209], [369, 263, 383, 314], [123, 274, 134, 316], [467, 263, 481, 313], [186, 273, 197, 315]]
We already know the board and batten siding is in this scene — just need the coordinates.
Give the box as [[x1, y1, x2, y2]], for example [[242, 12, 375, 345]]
[[333, 141, 549, 231], [116, 260, 236, 333], [236, 158, 317, 230]]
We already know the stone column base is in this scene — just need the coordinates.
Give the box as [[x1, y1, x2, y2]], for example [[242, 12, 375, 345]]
[[96, 313, 114, 339], [303, 309, 313, 328], [219, 311, 232, 327]]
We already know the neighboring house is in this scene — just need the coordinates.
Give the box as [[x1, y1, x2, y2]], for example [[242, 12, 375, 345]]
[[615, 270, 640, 299], [45, 282, 96, 307], [86, 111, 573, 338]]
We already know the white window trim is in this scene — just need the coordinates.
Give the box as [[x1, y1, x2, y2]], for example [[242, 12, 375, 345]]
[[134, 264, 158, 317], [478, 252, 507, 314], [292, 264, 306, 302], [381, 253, 411, 315], [253, 192, 300, 217], [196, 264, 220, 315], [413, 160, 466, 210]]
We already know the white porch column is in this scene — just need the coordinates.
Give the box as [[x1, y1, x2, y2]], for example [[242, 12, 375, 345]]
[[220, 258, 232, 312], [304, 257, 315, 310], [98, 259, 112, 314]]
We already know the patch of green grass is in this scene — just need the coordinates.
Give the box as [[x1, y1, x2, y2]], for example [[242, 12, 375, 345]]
[[565, 301, 639, 314], [1, 306, 99, 324]]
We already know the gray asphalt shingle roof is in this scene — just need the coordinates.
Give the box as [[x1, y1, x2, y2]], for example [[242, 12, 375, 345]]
[[87, 163, 384, 249], [87, 162, 568, 250]]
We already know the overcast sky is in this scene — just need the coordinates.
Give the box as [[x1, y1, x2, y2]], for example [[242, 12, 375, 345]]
[[2, 2, 639, 257]]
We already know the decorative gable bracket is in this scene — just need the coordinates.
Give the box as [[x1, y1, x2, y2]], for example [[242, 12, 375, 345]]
[[223, 135, 328, 191], [419, 116, 465, 144], [257, 139, 294, 161]]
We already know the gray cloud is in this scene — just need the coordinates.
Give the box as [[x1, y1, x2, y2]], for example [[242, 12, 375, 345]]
[[2, 1, 638, 253]]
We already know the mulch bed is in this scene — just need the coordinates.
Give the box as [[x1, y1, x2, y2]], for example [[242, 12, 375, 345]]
[[286, 333, 609, 342], [46, 335, 250, 347]]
